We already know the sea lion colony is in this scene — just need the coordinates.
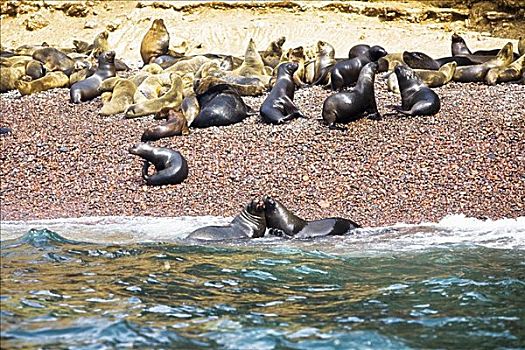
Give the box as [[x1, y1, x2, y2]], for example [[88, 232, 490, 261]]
[[1, 19, 523, 239]]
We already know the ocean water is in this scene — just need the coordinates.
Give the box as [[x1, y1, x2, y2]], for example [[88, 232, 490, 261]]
[[1, 215, 524, 349]]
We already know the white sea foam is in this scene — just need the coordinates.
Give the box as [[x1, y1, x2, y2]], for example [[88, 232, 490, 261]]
[[1, 214, 524, 251]]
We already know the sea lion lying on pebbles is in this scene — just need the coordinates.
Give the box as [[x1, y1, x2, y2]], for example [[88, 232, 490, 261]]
[[262, 196, 360, 238], [394, 64, 441, 116], [141, 107, 189, 142], [70, 51, 116, 103], [98, 77, 136, 116], [485, 54, 525, 85], [16, 71, 69, 96], [129, 143, 188, 186], [453, 42, 514, 83], [187, 198, 267, 241]]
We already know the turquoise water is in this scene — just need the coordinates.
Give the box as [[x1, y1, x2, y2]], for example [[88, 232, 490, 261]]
[[1, 217, 524, 349]]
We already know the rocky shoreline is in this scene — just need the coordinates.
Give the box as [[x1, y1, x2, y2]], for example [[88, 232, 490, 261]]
[[1, 77, 524, 227]]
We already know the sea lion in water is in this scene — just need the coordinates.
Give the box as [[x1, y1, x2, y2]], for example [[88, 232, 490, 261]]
[[70, 51, 116, 103], [308, 40, 336, 85], [330, 45, 387, 90], [129, 143, 188, 186], [387, 61, 457, 93], [187, 198, 267, 241], [141, 107, 189, 142], [394, 64, 441, 116], [125, 73, 183, 118], [32, 47, 76, 76], [485, 54, 525, 85], [262, 196, 360, 239], [260, 62, 304, 124], [15, 71, 69, 96], [191, 83, 250, 128], [140, 19, 170, 65], [98, 77, 136, 116], [453, 42, 514, 83], [322, 62, 380, 128]]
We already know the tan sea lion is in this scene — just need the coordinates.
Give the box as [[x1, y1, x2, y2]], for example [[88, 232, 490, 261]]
[[233, 39, 269, 83], [165, 55, 210, 75], [194, 75, 265, 97], [307, 40, 335, 85], [0, 62, 26, 92], [453, 42, 514, 82], [15, 71, 69, 95], [14, 43, 49, 56], [32, 48, 76, 76], [140, 19, 170, 65], [98, 77, 137, 116], [125, 73, 183, 118], [90, 31, 111, 58], [485, 54, 525, 85], [133, 72, 173, 103], [387, 61, 457, 93], [1, 55, 33, 67], [377, 53, 404, 72], [181, 95, 200, 125], [260, 36, 286, 69]]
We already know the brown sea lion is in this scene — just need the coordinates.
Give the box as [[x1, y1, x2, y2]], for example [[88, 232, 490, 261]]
[[263, 196, 360, 239], [272, 46, 307, 88], [141, 107, 190, 142], [377, 53, 404, 72], [307, 40, 336, 85], [125, 73, 183, 118], [140, 19, 170, 65], [70, 51, 116, 103], [165, 55, 210, 75], [485, 54, 525, 85], [260, 36, 286, 69], [195, 75, 265, 97], [32, 47, 76, 76], [181, 94, 200, 125], [394, 64, 441, 116], [187, 198, 267, 241], [98, 77, 136, 115], [453, 42, 514, 82], [15, 71, 69, 95], [129, 143, 188, 186]]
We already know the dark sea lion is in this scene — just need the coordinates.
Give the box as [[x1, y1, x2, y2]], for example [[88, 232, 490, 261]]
[[24, 60, 46, 80], [451, 33, 472, 56], [403, 51, 475, 70], [73, 40, 91, 54], [485, 54, 525, 85], [140, 19, 170, 65], [15, 71, 69, 96], [32, 47, 76, 76], [191, 83, 250, 128], [394, 64, 441, 116], [187, 198, 267, 241], [151, 54, 180, 69], [309, 40, 336, 85], [260, 62, 304, 124], [98, 77, 136, 116], [260, 36, 286, 68], [519, 37, 524, 56], [263, 196, 360, 239], [453, 42, 514, 83], [70, 51, 116, 103], [322, 62, 380, 128], [348, 44, 371, 59], [15, 43, 49, 56], [141, 107, 190, 141], [330, 45, 387, 90], [0, 127, 12, 135], [129, 143, 188, 186], [387, 61, 457, 93]]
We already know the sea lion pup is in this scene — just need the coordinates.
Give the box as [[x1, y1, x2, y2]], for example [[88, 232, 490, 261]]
[[322, 62, 380, 128], [187, 198, 267, 241], [129, 143, 188, 186], [141, 107, 190, 142], [15, 71, 69, 96], [191, 82, 250, 128], [260, 36, 286, 69], [260, 62, 304, 124], [387, 61, 457, 93], [98, 77, 136, 115], [125, 73, 183, 118], [453, 42, 514, 83], [348, 44, 371, 59], [393, 64, 440, 116], [70, 51, 116, 103], [330, 45, 387, 90], [140, 19, 170, 65], [308, 40, 336, 85], [233, 38, 270, 84], [485, 54, 525, 85], [24, 60, 46, 80], [32, 47, 76, 76], [262, 196, 360, 239]]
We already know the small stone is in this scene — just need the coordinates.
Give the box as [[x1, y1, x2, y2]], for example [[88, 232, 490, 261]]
[[84, 19, 96, 29], [318, 200, 330, 209], [302, 175, 309, 181]]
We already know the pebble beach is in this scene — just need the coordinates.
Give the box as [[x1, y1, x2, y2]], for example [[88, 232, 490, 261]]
[[1, 77, 524, 227]]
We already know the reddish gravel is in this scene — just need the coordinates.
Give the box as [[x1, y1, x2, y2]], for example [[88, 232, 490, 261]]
[[1, 77, 524, 227]]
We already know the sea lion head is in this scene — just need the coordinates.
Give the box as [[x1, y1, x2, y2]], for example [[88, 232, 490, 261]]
[[451, 33, 465, 44], [278, 61, 298, 76], [262, 195, 303, 236], [99, 50, 116, 65], [362, 61, 379, 75], [290, 46, 305, 58], [277, 36, 286, 47], [128, 142, 151, 156], [368, 45, 388, 61], [496, 42, 514, 66], [394, 64, 421, 89], [97, 30, 109, 41], [151, 19, 166, 31], [402, 51, 439, 70], [242, 198, 267, 238], [317, 41, 335, 57]]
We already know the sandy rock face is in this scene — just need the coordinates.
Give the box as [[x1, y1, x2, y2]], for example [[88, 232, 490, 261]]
[[23, 13, 49, 31]]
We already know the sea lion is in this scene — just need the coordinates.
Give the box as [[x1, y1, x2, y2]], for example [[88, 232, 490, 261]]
[[90, 31, 110, 58], [308, 40, 336, 85], [129, 143, 188, 186], [181, 95, 200, 125], [191, 83, 250, 128], [403, 51, 476, 70], [15, 71, 69, 96], [70, 51, 116, 103], [24, 60, 46, 80], [187, 198, 267, 241], [151, 54, 180, 69], [125, 73, 183, 118], [260, 62, 304, 124], [0, 127, 12, 135], [32, 47, 76, 76], [260, 36, 286, 69], [273, 46, 307, 88], [233, 39, 270, 84], [485, 54, 525, 85], [451, 33, 472, 56], [73, 40, 91, 54], [140, 19, 170, 65], [165, 55, 210, 75], [387, 61, 457, 93], [377, 53, 404, 72], [453, 42, 514, 83], [394, 64, 441, 116], [0, 62, 26, 92], [348, 44, 371, 59], [330, 45, 387, 90], [14, 43, 49, 56], [195, 75, 265, 97], [322, 62, 380, 128], [133, 72, 173, 103], [141, 107, 190, 142], [519, 37, 524, 56], [263, 196, 360, 238], [98, 77, 136, 115]]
